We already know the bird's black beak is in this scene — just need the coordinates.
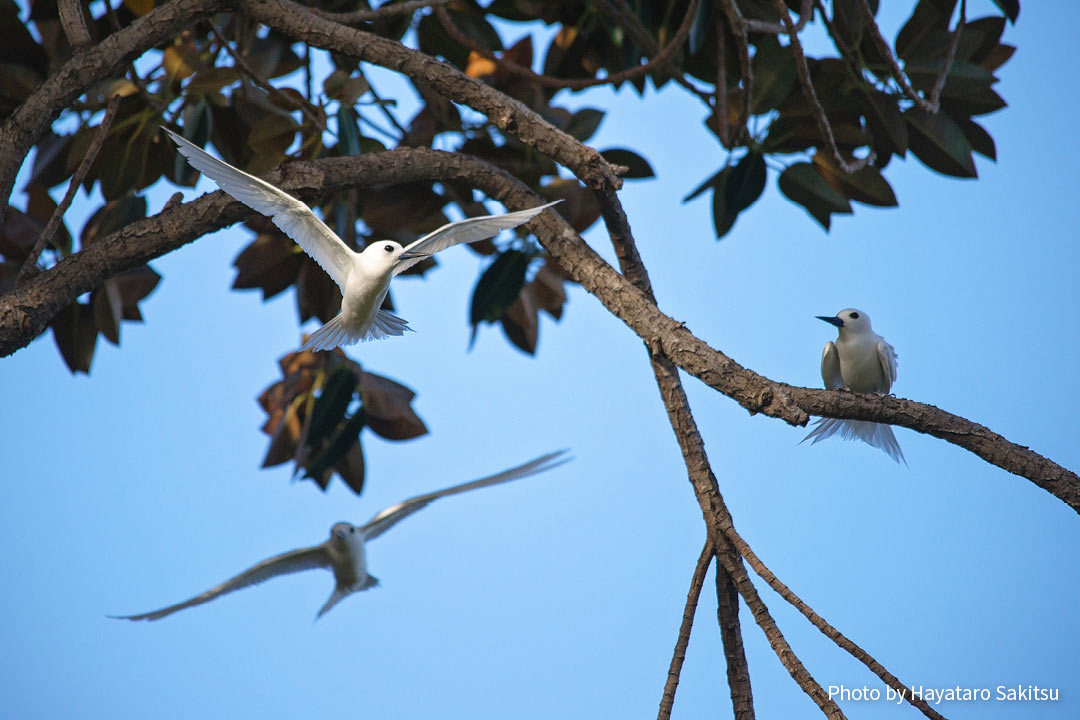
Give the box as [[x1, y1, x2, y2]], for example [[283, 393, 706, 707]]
[[399, 250, 431, 260], [816, 315, 844, 328]]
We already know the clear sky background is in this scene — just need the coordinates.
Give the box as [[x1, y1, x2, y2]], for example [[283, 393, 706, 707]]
[[2, 1, 1077, 718]]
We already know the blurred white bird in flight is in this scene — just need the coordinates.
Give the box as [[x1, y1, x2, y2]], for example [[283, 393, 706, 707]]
[[802, 309, 906, 465], [164, 128, 560, 350], [111, 451, 570, 621]]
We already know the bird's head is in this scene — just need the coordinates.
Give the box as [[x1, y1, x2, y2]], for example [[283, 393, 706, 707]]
[[361, 240, 406, 269], [330, 522, 362, 548], [816, 308, 872, 334]]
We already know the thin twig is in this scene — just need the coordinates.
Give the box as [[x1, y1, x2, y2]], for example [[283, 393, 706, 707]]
[[714, 9, 731, 147], [593, 0, 714, 104], [711, 542, 844, 718], [658, 540, 714, 720], [722, 523, 949, 720], [771, 0, 873, 173], [209, 24, 326, 131], [17, 94, 121, 285], [744, 0, 813, 34], [358, 68, 408, 139], [314, 0, 448, 25], [434, 1, 703, 96], [718, 0, 752, 143], [855, 0, 961, 114], [929, 0, 966, 111], [104, 0, 169, 114]]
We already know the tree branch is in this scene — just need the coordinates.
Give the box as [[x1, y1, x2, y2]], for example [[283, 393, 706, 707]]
[[239, 0, 623, 193], [312, 0, 449, 25], [434, 0, 702, 94], [18, 93, 120, 285], [658, 540, 714, 720], [0, 0, 233, 230], [593, 0, 715, 105], [208, 24, 325, 131], [722, 522, 949, 720], [770, 0, 874, 173], [0, 150, 1074, 509]]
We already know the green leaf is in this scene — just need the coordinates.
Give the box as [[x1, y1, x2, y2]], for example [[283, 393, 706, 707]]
[[724, 152, 766, 215], [904, 108, 977, 177], [469, 249, 532, 348], [862, 91, 908, 157], [600, 148, 655, 179], [689, 0, 713, 55], [683, 167, 724, 203], [305, 409, 366, 486], [175, 101, 212, 186], [750, 37, 796, 114], [306, 367, 359, 452], [955, 116, 996, 161], [778, 162, 852, 230], [990, 0, 1019, 23], [896, 0, 957, 63], [709, 152, 766, 239], [565, 108, 605, 143], [336, 105, 362, 156], [816, 161, 898, 207]]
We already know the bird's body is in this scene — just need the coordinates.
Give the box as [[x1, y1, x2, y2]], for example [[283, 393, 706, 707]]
[[111, 451, 570, 621], [802, 309, 905, 464], [163, 128, 559, 350]]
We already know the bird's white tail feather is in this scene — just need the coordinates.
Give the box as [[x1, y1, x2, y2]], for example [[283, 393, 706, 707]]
[[302, 311, 412, 351], [368, 310, 412, 340], [315, 575, 379, 620], [802, 418, 906, 466]]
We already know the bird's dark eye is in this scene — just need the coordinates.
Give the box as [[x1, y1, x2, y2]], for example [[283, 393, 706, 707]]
[[384, 244, 394, 253], [349, 527, 355, 533], [849, 312, 860, 319]]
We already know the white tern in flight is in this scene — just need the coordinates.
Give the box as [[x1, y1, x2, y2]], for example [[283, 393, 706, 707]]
[[111, 450, 570, 621], [801, 309, 906, 465], [163, 128, 560, 350]]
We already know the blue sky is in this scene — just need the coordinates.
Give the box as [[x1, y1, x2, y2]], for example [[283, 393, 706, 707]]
[[2, 1, 1077, 718]]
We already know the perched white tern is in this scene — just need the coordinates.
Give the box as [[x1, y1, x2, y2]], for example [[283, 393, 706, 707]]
[[801, 309, 906, 465], [163, 128, 560, 350], [111, 450, 570, 621]]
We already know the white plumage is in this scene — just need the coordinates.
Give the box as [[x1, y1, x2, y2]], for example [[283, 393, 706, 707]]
[[111, 451, 571, 621], [163, 128, 560, 349], [802, 309, 906, 465]]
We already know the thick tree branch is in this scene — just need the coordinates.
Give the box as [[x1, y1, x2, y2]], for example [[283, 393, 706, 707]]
[[658, 540, 713, 720], [0, 0, 233, 230], [0, 149, 1074, 510]]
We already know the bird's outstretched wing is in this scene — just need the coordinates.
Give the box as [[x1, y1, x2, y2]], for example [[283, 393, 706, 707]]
[[164, 128, 354, 289], [109, 544, 331, 621], [820, 341, 843, 390], [393, 200, 562, 276], [360, 450, 571, 541], [876, 340, 899, 391]]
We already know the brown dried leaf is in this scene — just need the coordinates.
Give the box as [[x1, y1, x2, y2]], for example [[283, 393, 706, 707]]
[[528, 262, 567, 320], [359, 371, 428, 441], [501, 289, 538, 355]]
